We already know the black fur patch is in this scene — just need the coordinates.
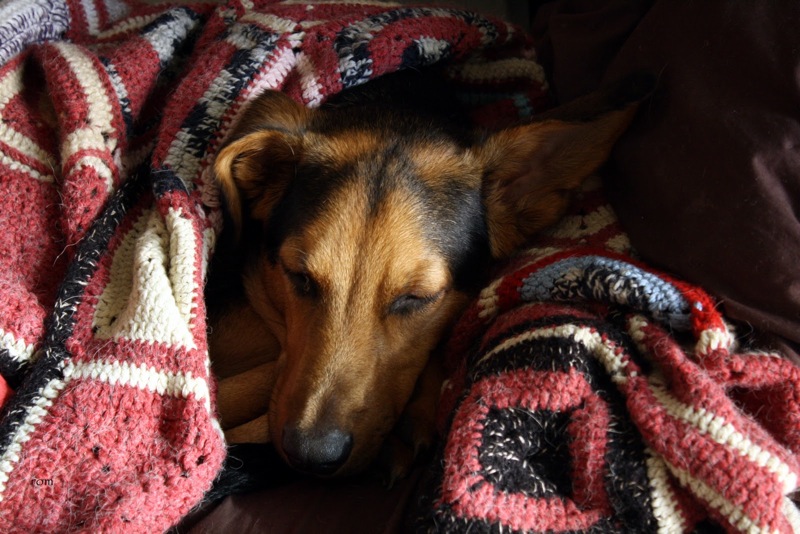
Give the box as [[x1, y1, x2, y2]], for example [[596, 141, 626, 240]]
[[261, 70, 490, 291]]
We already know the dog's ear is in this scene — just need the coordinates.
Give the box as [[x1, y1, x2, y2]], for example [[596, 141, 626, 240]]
[[475, 72, 655, 258], [214, 91, 309, 236]]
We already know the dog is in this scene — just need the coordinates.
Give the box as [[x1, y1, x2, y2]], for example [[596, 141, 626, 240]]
[[206, 68, 651, 483]]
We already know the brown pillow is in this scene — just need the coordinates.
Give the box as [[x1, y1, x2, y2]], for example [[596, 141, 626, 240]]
[[534, 1, 800, 355]]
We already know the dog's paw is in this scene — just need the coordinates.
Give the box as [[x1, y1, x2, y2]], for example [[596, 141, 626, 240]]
[[374, 435, 416, 489], [373, 392, 439, 487], [372, 356, 443, 487], [396, 394, 437, 460]]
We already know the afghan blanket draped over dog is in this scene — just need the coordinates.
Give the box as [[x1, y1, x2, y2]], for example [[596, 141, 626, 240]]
[[0, 1, 797, 533], [417, 180, 800, 533]]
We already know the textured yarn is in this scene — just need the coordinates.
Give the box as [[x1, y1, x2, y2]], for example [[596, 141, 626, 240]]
[[1, 1, 797, 533], [417, 177, 800, 533], [0, 1, 547, 532]]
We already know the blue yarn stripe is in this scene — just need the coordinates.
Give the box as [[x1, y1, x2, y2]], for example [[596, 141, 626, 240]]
[[0, 0, 71, 66], [519, 256, 692, 329]]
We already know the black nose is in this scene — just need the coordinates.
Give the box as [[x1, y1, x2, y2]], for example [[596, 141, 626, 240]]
[[281, 424, 353, 476]]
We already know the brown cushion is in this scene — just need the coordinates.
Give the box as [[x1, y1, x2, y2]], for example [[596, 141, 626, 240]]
[[534, 1, 800, 355], [180, 469, 422, 533]]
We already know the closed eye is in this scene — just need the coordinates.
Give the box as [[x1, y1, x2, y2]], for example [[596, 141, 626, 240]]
[[284, 268, 320, 299], [388, 291, 444, 316]]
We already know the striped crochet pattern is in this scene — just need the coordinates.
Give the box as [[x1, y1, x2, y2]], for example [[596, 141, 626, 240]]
[[0, 0, 548, 532], [417, 178, 800, 532]]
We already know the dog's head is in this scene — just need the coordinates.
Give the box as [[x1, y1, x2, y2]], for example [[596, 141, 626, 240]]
[[213, 72, 651, 476]]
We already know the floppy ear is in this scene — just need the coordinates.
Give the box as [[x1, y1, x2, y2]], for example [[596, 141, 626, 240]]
[[475, 72, 655, 258], [214, 91, 309, 237]]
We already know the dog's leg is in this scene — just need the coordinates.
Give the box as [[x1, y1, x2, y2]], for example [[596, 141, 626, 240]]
[[376, 355, 444, 486], [398, 354, 444, 458], [209, 302, 281, 379], [217, 362, 277, 438], [209, 301, 281, 442], [224, 412, 271, 444]]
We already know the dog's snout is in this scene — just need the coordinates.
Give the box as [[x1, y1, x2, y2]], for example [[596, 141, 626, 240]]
[[281, 424, 353, 475]]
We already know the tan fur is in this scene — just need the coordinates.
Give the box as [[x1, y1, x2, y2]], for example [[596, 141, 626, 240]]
[[410, 141, 483, 190], [210, 74, 649, 478], [209, 303, 280, 379], [217, 362, 277, 430], [213, 91, 308, 235], [476, 108, 639, 257], [260, 182, 466, 473], [310, 129, 383, 165]]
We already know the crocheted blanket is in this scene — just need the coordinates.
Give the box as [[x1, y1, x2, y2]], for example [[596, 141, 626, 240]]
[[0, 1, 798, 533], [0, 1, 547, 532], [414, 180, 800, 533]]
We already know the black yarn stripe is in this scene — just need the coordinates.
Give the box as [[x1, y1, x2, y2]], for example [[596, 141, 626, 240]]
[[178, 25, 280, 162], [471, 311, 657, 526], [0, 351, 25, 390], [468, 314, 644, 380], [542, 264, 693, 331], [334, 8, 500, 89], [152, 168, 189, 198], [334, 9, 407, 89], [141, 7, 204, 70], [0, 166, 149, 455], [130, 9, 207, 140], [203, 443, 295, 503], [419, 310, 660, 531], [400, 40, 453, 70], [425, 507, 629, 533], [434, 315, 629, 447], [478, 407, 573, 497], [473, 330, 654, 508], [603, 409, 657, 532], [422, 386, 657, 532], [99, 56, 135, 139]]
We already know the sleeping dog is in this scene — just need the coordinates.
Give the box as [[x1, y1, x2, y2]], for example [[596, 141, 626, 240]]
[[207, 69, 651, 482]]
